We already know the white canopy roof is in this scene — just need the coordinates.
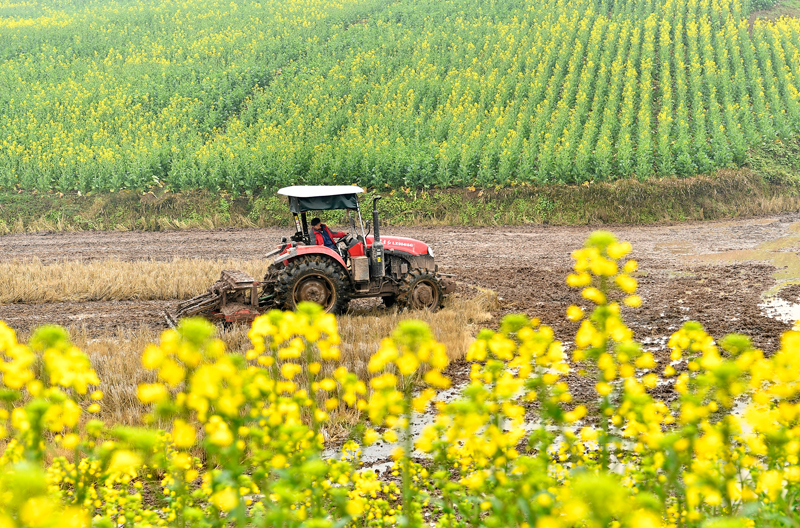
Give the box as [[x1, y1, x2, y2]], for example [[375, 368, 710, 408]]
[[277, 185, 365, 198]]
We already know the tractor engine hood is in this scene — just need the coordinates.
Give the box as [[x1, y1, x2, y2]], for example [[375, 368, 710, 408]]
[[366, 235, 429, 256], [271, 235, 432, 264]]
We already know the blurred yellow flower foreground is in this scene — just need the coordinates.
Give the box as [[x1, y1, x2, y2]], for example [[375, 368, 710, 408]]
[[2, 231, 800, 528]]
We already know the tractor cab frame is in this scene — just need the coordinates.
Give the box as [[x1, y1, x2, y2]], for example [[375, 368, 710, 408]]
[[170, 185, 455, 324]]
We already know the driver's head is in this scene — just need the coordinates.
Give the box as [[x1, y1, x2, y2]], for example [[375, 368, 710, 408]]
[[310, 218, 322, 231]]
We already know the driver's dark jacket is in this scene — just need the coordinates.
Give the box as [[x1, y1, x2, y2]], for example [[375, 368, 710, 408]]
[[313, 224, 345, 250]]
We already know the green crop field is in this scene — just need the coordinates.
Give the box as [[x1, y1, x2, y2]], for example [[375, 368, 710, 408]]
[[0, 0, 799, 193]]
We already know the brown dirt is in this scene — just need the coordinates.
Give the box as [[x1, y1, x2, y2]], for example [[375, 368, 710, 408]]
[[778, 283, 800, 303], [3, 214, 800, 407], [0, 300, 170, 334], [749, 2, 800, 27]]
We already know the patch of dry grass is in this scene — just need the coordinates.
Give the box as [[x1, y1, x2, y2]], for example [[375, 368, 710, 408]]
[[337, 290, 497, 380], [15, 290, 496, 429], [0, 258, 269, 304]]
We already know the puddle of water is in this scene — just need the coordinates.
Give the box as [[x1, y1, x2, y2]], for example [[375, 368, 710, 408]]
[[324, 383, 468, 468], [693, 228, 800, 281], [655, 241, 696, 256], [681, 220, 800, 325], [733, 399, 751, 436], [760, 297, 800, 325]]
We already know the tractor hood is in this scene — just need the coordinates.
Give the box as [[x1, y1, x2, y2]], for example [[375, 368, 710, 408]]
[[367, 235, 429, 256]]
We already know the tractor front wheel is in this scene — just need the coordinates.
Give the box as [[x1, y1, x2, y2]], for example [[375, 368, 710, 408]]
[[274, 256, 351, 314], [397, 269, 444, 311]]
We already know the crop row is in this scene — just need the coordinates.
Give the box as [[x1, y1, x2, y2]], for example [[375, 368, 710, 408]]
[[0, 0, 799, 191]]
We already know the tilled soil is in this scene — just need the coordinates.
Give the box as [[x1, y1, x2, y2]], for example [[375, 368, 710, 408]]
[[3, 214, 800, 406], [778, 283, 800, 303], [0, 300, 170, 333]]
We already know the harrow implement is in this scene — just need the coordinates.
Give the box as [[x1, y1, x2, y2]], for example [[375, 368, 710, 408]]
[[165, 269, 273, 327]]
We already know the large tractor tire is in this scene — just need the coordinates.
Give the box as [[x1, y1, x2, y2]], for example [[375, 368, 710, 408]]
[[397, 269, 445, 312], [260, 262, 281, 298], [273, 256, 352, 314]]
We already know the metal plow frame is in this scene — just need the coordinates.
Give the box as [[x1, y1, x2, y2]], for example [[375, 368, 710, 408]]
[[166, 270, 263, 327]]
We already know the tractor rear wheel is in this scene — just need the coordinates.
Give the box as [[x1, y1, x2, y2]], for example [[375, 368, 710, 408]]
[[274, 256, 351, 314], [397, 269, 444, 311]]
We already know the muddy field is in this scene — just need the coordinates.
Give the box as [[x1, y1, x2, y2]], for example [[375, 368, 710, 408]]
[[3, 215, 800, 395]]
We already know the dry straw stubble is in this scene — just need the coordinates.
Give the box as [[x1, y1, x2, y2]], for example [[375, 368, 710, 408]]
[[16, 290, 496, 429], [0, 258, 269, 304]]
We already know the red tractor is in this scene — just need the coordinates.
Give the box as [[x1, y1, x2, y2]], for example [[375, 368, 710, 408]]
[[169, 185, 455, 324]]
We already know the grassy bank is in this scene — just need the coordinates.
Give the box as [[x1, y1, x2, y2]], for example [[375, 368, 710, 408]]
[[1, 141, 799, 233], [1, 170, 798, 233]]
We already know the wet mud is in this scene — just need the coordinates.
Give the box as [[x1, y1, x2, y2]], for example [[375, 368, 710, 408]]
[[0, 300, 171, 335], [778, 283, 800, 303], [3, 214, 800, 407]]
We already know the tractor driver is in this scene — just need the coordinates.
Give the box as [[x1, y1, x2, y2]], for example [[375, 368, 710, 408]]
[[310, 218, 347, 252]]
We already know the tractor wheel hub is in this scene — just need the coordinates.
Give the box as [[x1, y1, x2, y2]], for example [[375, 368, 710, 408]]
[[297, 278, 330, 305], [413, 283, 434, 307]]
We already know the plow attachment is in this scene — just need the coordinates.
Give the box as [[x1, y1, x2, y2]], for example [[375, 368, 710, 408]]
[[166, 270, 274, 327]]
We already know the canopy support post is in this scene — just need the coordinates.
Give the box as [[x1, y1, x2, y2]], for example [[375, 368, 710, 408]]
[[356, 202, 367, 242], [301, 211, 310, 244], [293, 213, 302, 236]]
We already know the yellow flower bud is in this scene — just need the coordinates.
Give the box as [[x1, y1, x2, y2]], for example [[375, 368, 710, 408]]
[[564, 405, 586, 423], [363, 429, 380, 445], [172, 420, 196, 448], [137, 383, 168, 404], [566, 272, 591, 288], [607, 241, 632, 259], [395, 353, 420, 376], [596, 382, 613, 396], [210, 487, 238, 512], [141, 344, 165, 370], [108, 450, 142, 475], [581, 287, 606, 305], [566, 305, 584, 321], [280, 362, 303, 380], [624, 295, 642, 308], [271, 454, 287, 469], [615, 274, 637, 294]]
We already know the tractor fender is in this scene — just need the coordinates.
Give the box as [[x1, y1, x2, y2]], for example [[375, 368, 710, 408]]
[[273, 245, 348, 271], [385, 249, 435, 272]]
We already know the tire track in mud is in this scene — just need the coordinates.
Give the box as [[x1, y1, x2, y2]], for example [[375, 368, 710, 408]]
[[0, 300, 171, 334]]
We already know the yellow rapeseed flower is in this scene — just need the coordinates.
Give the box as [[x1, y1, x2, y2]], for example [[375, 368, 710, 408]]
[[566, 305, 584, 321], [172, 419, 196, 448], [108, 450, 142, 475], [210, 487, 238, 512]]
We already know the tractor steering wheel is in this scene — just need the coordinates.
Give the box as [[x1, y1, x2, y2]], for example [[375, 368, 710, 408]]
[[343, 233, 360, 250]]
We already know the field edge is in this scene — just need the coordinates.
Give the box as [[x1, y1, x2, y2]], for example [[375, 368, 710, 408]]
[[2, 162, 799, 233]]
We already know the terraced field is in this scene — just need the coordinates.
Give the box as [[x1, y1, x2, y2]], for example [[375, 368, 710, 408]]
[[1, 0, 800, 191]]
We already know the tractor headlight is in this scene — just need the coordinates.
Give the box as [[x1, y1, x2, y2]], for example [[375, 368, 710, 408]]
[[427, 246, 434, 258]]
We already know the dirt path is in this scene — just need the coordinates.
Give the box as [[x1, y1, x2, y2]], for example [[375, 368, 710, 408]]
[[3, 215, 800, 359]]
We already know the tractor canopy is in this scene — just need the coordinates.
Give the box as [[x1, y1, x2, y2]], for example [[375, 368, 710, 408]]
[[278, 185, 365, 213]]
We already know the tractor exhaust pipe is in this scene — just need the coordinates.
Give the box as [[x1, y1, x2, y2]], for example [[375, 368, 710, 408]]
[[370, 196, 385, 278], [372, 196, 382, 242]]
